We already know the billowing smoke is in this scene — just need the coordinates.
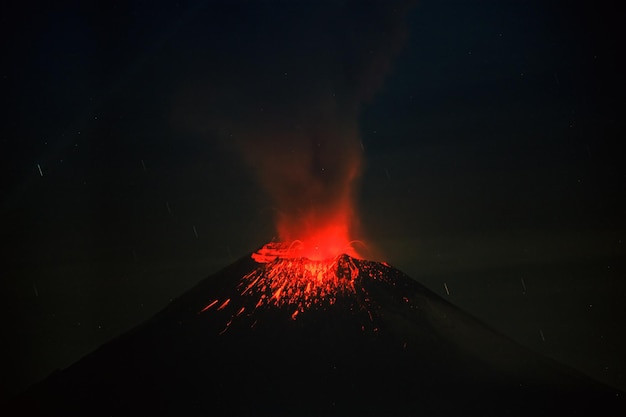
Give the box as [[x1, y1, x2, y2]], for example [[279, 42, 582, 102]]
[[173, 0, 413, 258]]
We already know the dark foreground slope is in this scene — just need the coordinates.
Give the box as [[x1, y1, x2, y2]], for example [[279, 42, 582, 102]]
[[6, 254, 624, 416]]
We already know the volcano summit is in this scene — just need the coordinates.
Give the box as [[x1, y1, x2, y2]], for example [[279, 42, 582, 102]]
[[6, 248, 624, 416]]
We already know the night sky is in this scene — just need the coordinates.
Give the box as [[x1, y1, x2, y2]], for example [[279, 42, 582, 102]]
[[1, 0, 625, 401]]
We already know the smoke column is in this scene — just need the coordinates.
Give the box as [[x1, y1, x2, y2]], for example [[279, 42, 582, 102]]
[[173, 0, 414, 259]]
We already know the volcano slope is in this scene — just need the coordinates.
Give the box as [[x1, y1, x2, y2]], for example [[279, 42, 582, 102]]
[[6, 254, 624, 416]]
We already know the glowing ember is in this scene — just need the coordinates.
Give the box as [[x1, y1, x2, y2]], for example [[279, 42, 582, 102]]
[[239, 254, 359, 316], [199, 244, 399, 333]]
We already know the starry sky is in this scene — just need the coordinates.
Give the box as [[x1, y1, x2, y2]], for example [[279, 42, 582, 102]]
[[1, 0, 625, 400]]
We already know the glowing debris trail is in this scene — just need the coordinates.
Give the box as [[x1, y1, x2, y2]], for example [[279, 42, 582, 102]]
[[200, 299, 218, 313], [236, 255, 359, 314], [198, 243, 409, 334]]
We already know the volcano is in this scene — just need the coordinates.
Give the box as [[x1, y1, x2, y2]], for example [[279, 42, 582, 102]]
[[6, 250, 624, 416]]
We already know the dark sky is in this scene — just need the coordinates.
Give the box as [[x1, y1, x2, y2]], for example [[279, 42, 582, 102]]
[[1, 0, 624, 400]]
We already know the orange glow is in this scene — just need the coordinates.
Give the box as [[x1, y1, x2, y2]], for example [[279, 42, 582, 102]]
[[200, 299, 219, 313], [217, 299, 231, 311], [274, 195, 362, 261], [198, 252, 399, 333], [240, 254, 359, 315], [251, 230, 363, 263]]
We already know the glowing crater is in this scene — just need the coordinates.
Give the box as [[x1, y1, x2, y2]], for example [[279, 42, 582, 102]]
[[240, 252, 359, 318], [199, 242, 382, 332]]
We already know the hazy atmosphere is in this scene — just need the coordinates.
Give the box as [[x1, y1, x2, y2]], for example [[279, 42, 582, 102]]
[[1, 0, 624, 401]]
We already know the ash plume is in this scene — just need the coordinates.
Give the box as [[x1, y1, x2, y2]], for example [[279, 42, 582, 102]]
[[173, 0, 414, 247]]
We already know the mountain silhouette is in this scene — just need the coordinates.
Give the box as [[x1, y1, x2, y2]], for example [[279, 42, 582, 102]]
[[6, 254, 624, 416]]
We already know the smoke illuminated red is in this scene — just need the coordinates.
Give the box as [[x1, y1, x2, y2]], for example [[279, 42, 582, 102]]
[[270, 185, 361, 260], [273, 225, 361, 261], [172, 0, 412, 269], [245, 123, 365, 262], [269, 150, 363, 261]]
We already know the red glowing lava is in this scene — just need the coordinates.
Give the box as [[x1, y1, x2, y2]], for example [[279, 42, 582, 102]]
[[198, 249, 396, 334], [251, 237, 362, 263], [241, 254, 359, 315], [200, 253, 362, 329], [278, 225, 361, 261], [202, 201, 368, 331]]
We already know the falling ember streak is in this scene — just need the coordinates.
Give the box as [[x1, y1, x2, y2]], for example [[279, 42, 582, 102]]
[[200, 299, 219, 313], [237, 250, 360, 316], [272, 283, 286, 301], [242, 274, 261, 295], [219, 320, 233, 335], [199, 245, 402, 334]]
